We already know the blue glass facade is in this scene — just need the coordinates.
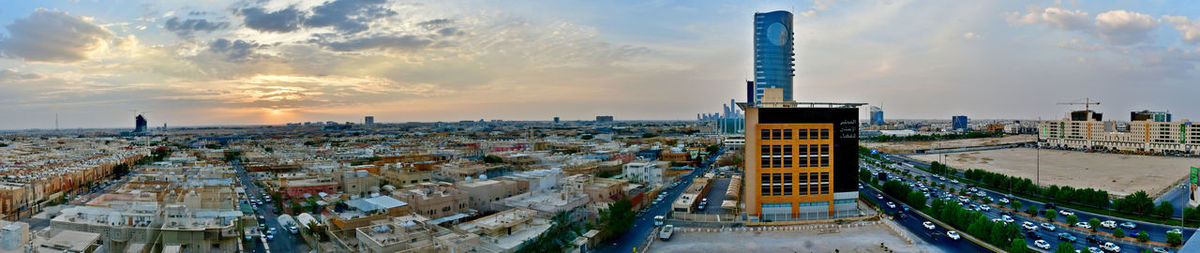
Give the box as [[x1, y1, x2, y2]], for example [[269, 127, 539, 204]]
[[952, 115, 969, 131], [753, 11, 795, 103]]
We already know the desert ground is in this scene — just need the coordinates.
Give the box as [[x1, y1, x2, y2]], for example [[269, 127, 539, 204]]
[[861, 135, 1035, 154], [908, 148, 1200, 196]]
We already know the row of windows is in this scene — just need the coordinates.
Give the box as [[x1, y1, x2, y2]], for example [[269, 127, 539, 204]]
[[760, 129, 831, 140], [760, 145, 830, 168], [760, 172, 830, 196]]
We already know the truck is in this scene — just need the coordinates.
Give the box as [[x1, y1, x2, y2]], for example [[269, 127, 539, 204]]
[[658, 225, 674, 241]]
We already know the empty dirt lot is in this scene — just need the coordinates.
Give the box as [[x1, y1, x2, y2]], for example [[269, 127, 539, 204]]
[[652, 224, 942, 253], [862, 135, 1035, 154], [909, 148, 1199, 196]]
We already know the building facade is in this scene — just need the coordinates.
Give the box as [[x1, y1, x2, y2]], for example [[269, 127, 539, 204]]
[[752, 11, 795, 103], [870, 106, 884, 125], [743, 101, 860, 221], [1039, 110, 1200, 154], [952, 115, 968, 131]]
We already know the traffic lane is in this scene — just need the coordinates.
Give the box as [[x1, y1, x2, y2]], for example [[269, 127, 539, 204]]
[[597, 158, 710, 252], [881, 154, 1196, 244], [860, 186, 981, 252]]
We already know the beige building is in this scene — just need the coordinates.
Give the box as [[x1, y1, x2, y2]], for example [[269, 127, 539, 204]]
[[354, 220, 486, 253], [381, 163, 436, 187], [1039, 110, 1200, 154], [456, 208, 551, 252], [456, 179, 524, 212], [391, 183, 469, 219], [339, 170, 382, 197]]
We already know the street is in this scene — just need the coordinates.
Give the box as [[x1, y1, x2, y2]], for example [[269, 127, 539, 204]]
[[234, 161, 310, 253]]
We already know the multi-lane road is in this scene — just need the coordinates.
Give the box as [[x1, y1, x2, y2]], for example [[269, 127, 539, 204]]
[[234, 161, 309, 253], [868, 153, 1192, 252]]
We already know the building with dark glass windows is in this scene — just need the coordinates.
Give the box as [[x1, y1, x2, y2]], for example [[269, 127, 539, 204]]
[[752, 11, 795, 104]]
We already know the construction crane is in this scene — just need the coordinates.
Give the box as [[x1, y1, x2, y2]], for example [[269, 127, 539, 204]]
[[1057, 98, 1100, 111]]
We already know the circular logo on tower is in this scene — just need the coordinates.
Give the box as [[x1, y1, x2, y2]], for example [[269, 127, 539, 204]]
[[767, 22, 787, 46]]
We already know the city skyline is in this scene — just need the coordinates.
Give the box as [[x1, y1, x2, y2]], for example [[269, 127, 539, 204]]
[[1, 0, 1200, 130]]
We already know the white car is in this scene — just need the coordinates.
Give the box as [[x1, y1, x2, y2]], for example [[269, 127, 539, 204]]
[[1001, 215, 1015, 223], [887, 202, 896, 209], [979, 205, 991, 212], [1022, 222, 1038, 231], [1040, 223, 1056, 231], [1075, 222, 1092, 229], [946, 230, 961, 240], [999, 198, 1010, 204], [877, 194, 884, 200], [923, 221, 935, 230], [1034, 240, 1051, 250], [1101, 242, 1120, 252], [1059, 210, 1075, 217], [1101, 220, 1117, 229]]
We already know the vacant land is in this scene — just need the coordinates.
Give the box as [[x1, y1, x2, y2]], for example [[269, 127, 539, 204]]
[[862, 135, 1035, 154], [908, 148, 1198, 196], [653, 224, 943, 253]]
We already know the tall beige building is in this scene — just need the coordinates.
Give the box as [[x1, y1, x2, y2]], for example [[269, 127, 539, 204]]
[[1039, 110, 1200, 154]]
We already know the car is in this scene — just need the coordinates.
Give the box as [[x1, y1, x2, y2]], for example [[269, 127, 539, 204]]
[[1085, 235, 1102, 244], [1101, 220, 1117, 229], [1153, 247, 1171, 253], [1169, 228, 1183, 235], [1119, 221, 1136, 229], [1075, 222, 1092, 229], [1044, 202, 1056, 210], [887, 202, 896, 209], [951, 179, 959, 184], [1022, 222, 1038, 231], [697, 205, 706, 210], [1034, 239, 1051, 249], [958, 196, 970, 202], [266, 234, 274, 240], [1026, 231, 1042, 240], [1100, 242, 1120, 252], [1040, 222, 1056, 231], [923, 221, 935, 230], [1001, 215, 1015, 223], [1059, 209, 1075, 217], [1087, 247, 1103, 253], [999, 198, 1010, 204], [1057, 232, 1077, 242], [903, 205, 910, 212], [877, 194, 884, 200], [967, 204, 978, 211], [992, 218, 1005, 223], [946, 231, 960, 240], [979, 205, 991, 212]]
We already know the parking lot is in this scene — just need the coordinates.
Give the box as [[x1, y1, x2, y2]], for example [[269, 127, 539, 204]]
[[696, 177, 731, 214]]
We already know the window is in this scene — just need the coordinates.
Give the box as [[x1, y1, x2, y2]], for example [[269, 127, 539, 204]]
[[772, 129, 782, 140], [809, 145, 818, 167], [820, 129, 830, 139], [782, 129, 793, 140], [760, 145, 770, 167], [820, 157, 830, 167], [798, 129, 809, 140], [782, 173, 793, 196], [820, 172, 830, 194], [782, 145, 793, 168], [761, 174, 771, 195], [820, 145, 830, 155], [761, 129, 770, 140], [797, 173, 808, 195]]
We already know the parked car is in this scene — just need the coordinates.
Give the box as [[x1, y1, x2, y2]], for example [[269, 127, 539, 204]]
[[946, 230, 960, 240], [923, 221, 935, 230], [1034, 239, 1051, 250]]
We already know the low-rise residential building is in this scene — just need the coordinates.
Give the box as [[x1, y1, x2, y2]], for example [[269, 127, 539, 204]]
[[391, 183, 469, 219], [456, 178, 524, 212], [355, 220, 484, 253], [456, 208, 551, 252]]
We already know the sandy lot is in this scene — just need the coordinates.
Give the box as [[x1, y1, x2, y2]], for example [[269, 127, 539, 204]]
[[652, 224, 942, 253], [862, 135, 1035, 154], [908, 148, 1200, 196]]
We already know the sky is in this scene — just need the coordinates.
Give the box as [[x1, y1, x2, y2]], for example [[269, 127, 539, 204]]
[[0, 0, 1199, 129]]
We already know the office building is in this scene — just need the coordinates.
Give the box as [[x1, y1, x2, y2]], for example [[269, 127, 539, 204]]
[[1131, 110, 1171, 122], [952, 115, 968, 131], [753, 11, 795, 103], [364, 116, 374, 125], [134, 114, 148, 133], [742, 89, 862, 221], [1039, 109, 1200, 154], [869, 106, 884, 125], [554, 117, 560, 124], [595, 116, 614, 122]]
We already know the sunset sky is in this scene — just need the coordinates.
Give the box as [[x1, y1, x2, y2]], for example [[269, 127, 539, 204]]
[[1, 0, 1199, 129]]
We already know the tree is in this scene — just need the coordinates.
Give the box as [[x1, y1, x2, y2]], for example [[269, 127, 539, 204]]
[[598, 198, 635, 237], [1066, 215, 1078, 227], [1137, 231, 1149, 242], [1088, 218, 1101, 231], [1044, 209, 1057, 221], [1168, 231, 1184, 246], [1011, 200, 1023, 211], [1009, 238, 1027, 253], [1112, 228, 1125, 238], [1025, 206, 1037, 215], [1155, 201, 1175, 218], [906, 191, 928, 210], [1054, 242, 1075, 253]]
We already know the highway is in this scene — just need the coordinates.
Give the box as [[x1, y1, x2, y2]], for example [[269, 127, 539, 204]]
[[594, 147, 725, 253], [870, 153, 1190, 252], [860, 184, 994, 252]]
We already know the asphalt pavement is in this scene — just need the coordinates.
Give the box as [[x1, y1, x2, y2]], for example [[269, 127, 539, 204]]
[[234, 162, 309, 253]]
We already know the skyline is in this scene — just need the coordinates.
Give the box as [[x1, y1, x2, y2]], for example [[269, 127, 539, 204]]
[[1, 0, 1200, 130]]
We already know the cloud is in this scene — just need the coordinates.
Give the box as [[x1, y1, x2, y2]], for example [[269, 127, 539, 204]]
[[800, 10, 818, 18], [0, 69, 45, 82], [1164, 16, 1200, 44], [314, 35, 434, 52], [0, 9, 114, 63], [416, 19, 454, 29], [963, 32, 982, 40], [164, 17, 230, 38], [208, 38, 263, 62], [1009, 7, 1091, 31], [236, 6, 304, 33], [303, 0, 396, 34], [1094, 10, 1159, 45]]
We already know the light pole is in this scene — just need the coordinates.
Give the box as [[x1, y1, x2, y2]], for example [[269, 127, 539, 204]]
[[1036, 117, 1041, 188]]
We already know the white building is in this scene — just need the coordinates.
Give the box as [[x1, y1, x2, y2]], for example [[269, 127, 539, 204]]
[[622, 161, 665, 186]]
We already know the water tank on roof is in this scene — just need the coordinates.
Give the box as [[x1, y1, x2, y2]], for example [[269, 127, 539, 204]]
[[479, 175, 487, 181], [465, 177, 473, 183]]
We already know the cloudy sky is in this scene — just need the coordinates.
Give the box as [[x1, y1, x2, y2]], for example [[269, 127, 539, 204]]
[[0, 0, 1198, 129]]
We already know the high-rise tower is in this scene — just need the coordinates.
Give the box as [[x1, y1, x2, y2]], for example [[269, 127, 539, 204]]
[[753, 11, 795, 103]]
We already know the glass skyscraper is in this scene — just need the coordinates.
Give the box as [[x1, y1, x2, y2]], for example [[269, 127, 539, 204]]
[[753, 11, 795, 103]]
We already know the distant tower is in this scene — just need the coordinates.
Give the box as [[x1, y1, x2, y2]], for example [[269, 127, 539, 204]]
[[134, 115, 148, 133], [554, 117, 560, 124], [870, 106, 884, 125], [364, 116, 375, 125], [753, 11, 795, 103]]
